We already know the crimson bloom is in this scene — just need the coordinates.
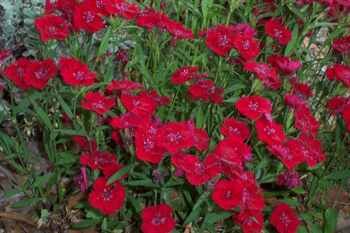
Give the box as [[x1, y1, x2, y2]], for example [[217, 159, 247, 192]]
[[164, 19, 194, 41], [171, 153, 220, 186], [294, 105, 319, 137], [188, 79, 224, 104], [255, 118, 286, 145], [88, 177, 125, 215], [270, 203, 300, 233], [268, 55, 302, 75], [3, 58, 31, 90], [106, 79, 143, 92], [24, 59, 57, 90], [326, 64, 350, 88], [234, 210, 264, 233], [170, 66, 207, 85], [59, 57, 96, 86], [81, 91, 115, 115], [204, 25, 235, 56], [220, 118, 250, 141], [135, 122, 166, 164], [276, 170, 302, 189], [264, 18, 292, 45], [232, 35, 261, 61], [135, 8, 166, 30], [267, 141, 304, 170], [72, 135, 97, 152], [156, 121, 195, 154], [105, 0, 140, 20], [73, 2, 105, 33], [333, 35, 350, 54], [212, 179, 244, 210], [343, 106, 350, 132], [120, 91, 158, 118], [109, 112, 146, 129], [327, 96, 349, 114], [80, 151, 123, 177], [34, 14, 70, 42], [244, 61, 281, 90], [235, 95, 272, 120], [141, 204, 176, 233]]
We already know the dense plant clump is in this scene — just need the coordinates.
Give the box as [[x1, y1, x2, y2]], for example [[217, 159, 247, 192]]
[[0, 0, 349, 232]]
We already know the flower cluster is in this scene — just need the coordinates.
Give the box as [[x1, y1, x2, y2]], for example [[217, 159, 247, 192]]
[[1, 0, 349, 232]]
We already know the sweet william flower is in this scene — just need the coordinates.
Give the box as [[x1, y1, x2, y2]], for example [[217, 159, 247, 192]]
[[234, 210, 264, 233], [188, 79, 224, 104], [72, 135, 97, 152], [59, 57, 96, 86], [106, 79, 143, 92], [268, 55, 302, 75], [34, 14, 70, 42], [134, 122, 166, 164], [235, 95, 272, 120], [264, 18, 292, 45], [204, 25, 235, 56], [244, 61, 281, 90], [135, 8, 167, 30], [3, 58, 32, 90], [267, 141, 304, 170], [104, 0, 140, 20], [332, 35, 350, 54], [120, 91, 158, 118], [326, 64, 350, 88], [212, 179, 243, 210], [156, 121, 195, 154], [327, 96, 349, 114], [220, 118, 250, 141], [270, 203, 300, 233], [163, 19, 194, 41], [170, 66, 207, 85], [255, 117, 286, 145], [73, 1, 105, 33], [294, 105, 319, 137], [141, 204, 176, 233], [171, 153, 220, 186], [232, 35, 261, 61], [88, 177, 125, 215], [24, 59, 57, 90], [81, 91, 115, 115]]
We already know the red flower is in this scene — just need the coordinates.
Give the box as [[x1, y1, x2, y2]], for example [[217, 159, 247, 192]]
[[141, 204, 176, 233], [268, 55, 302, 75], [232, 35, 261, 61], [220, 118, 250, 141], [264, 18, 292, 45], [81, 91, 115, 115], [156, 121, 195, 154], [204, 25, 235, 56], [80, 151, 123, 177], [72, 135, 97, 152], [213, 136, 252, 168], [106, 79, 143, 92], [244, 61, 281, 90], [294, 105, 319, 137], [343, 106, 350, 132], [212, 179, 244, 210], [188, 79, 224, 104], [88, 177, 125, 215], [105, 0, 140, 20], [73, 2, 105, 33], [235, 95, 272, 120], [164, 19, 194, 41], [44, 0, 77, 19], [290, 79, 313, 99], [270, 203, 300, 233], [192, 128, 210, 151], [135, 8, 167, 30], [34, 14, 70, 42], [326, 64, 350, 88], [234, 210, 264, 233], [24, 59, 57, 90], [333, 35, 350, 54], [284, 93, 307, 109], [120, 91, 158, 118], [59, 57, 96, 86], [327, 96, 349, 114], [170, 66, 207, 85], [255, 118, 286, 145], [267, 141, 304, 170], [135, 122, 166, 164], [3, 58, 31, 90], [291, 134, 326, 167], [109, 112, 147, 129], [171, 153, 220, 186]]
